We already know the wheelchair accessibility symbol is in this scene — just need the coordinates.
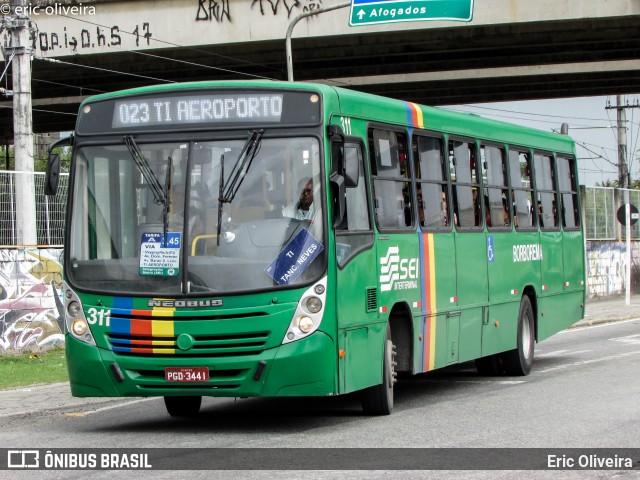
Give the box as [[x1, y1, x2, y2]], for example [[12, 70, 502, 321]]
[[487, 236, 495, 263]]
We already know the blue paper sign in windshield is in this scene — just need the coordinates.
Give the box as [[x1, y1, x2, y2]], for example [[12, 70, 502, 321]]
[[265, 229, 324, 285]]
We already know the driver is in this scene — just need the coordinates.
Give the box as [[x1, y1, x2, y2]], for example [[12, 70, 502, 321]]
[[282, 178, 315, 221]]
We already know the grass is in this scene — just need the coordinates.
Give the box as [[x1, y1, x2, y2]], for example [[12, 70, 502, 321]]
[[0, 347, 68, 390]]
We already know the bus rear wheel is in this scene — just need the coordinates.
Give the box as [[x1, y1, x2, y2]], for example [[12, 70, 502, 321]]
[[361, 326, 397, 415], [501, 296, 535, 376], [164, 396, 202, 417]]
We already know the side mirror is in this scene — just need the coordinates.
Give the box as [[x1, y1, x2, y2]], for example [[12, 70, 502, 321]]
[[44, 153, 61, 196], [44, 135, 74, 196], [330, 172, 346, 228], [344, 149, 359, 188]]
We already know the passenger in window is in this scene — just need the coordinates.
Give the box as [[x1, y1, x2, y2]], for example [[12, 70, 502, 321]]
[[417, 189, 425, 226], [472, 188, 480, 226], [502, 198, 510, 227], [283, 178, 315, 221], [538, 201, 544, 228], [484, 196, 491, 227], [441, 191, 449, 227]]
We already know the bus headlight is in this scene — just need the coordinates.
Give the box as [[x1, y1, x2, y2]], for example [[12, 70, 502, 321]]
[[63, 283, 96, 346], [72, 319, 88, 336], [297, 316, 314, 333], [282, 276, 327, 345], [67, 301, 81, 317], [305, 297, 322, 314]]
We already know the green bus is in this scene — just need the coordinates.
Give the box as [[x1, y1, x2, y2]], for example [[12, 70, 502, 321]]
[[45, 81, 585, 416]]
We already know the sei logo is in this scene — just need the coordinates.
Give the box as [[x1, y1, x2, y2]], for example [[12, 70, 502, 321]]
[[379, 246, 419, 291]]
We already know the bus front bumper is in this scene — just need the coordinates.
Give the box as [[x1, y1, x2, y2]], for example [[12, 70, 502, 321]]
[[65, 332, 336, 398]]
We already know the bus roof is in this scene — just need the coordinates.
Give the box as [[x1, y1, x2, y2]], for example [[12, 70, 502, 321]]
[[80, 80, 575, 155]]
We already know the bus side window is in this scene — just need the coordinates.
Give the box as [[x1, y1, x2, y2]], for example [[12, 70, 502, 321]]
[[534, 153, 558, 229], [336, 143, 373, 267], [369, 128, 412, 229], [340, 144, 370, 231], [508, 149, 535, 229], [413, 134, 448, 229], [449, 140, 481, 229], [557, 156, 580, 229], [482, 144, 510, 229]]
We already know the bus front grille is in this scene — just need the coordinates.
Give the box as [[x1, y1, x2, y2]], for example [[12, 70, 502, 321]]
[[107, 331, 270, 357]]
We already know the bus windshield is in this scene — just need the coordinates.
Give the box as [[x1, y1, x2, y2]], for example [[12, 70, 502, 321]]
[[67, 136, 325, 295]]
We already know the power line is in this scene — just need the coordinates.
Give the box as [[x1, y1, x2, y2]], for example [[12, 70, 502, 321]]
[[130, 50, 273, 81], [35, 56, 176, 84], [0, 104, 77, 116], [457, 103, 610, 123], [443, 106, 602, 129], [46, 13, 283, 80]]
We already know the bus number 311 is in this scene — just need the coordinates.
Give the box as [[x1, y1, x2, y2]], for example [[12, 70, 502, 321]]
[[86, 307, 111, 327]]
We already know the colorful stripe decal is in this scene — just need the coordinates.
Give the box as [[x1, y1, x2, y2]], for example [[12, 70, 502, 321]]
[[406, 102, 425, 129], [110, 297, 176, 354], [421, 233, 437, 372]]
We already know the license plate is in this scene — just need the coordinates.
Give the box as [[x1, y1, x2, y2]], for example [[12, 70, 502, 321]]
[[165, 367, 210, 383]]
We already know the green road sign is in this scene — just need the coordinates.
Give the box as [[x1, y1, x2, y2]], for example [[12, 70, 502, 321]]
[[349, 0, 474, 26]]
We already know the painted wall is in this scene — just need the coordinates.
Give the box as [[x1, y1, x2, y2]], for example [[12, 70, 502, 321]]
[[1, 0, 638, 60], [0, 248, 64, 353], [0, 241, 637, 352], [586, 241, 640, 299]]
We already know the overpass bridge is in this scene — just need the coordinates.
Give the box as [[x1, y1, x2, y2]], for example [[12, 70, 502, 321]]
[[1, 0, 640, 139]]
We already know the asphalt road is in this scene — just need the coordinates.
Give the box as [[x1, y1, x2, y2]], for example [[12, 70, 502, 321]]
[[1, 319, 639, 479]]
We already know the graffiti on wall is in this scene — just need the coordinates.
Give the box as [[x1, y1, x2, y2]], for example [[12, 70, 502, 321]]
[[586, 241, 640, 298], [1, 0, 328, 57], [0, 249, 64, 352]]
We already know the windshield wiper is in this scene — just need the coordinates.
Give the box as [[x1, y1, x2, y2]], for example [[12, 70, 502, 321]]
[[123, 135, 167, 206], [216, 129, 264, 245], [220, 129, 264, 204], [124, 135, 173, 245]]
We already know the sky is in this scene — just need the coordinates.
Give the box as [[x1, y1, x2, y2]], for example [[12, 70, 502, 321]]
[[443, 95, 640, 187]]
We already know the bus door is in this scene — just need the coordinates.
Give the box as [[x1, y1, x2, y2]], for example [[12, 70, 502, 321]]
[[534, 153, 564, 337], [483, 145, 524, 357], [449, 139, 486, 364], [333, 138, 377, 394], [554, 155, 585, 334], [413, 133, 458, 372], [368, 127, 421, 375]]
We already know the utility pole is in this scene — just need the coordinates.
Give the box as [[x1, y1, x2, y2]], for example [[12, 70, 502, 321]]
[[606, 95, 640, 188], [6, 0, 37, 245], [616, 95, 629, 188], [607, 95, 640, 305]]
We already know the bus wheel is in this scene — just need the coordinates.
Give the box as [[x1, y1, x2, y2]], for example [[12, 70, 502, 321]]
[[361, 326, 397, 415], [501, 296, 535, 376], [164, 396, 202, 417]]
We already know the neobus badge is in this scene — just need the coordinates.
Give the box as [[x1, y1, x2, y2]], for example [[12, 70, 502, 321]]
[[379, 246, 419, 291], [147, 299, 223, 308]]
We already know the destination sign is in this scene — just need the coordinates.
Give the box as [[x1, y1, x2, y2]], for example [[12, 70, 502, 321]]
[[76, 89, 322, 135], [112, 94, 283, 128]]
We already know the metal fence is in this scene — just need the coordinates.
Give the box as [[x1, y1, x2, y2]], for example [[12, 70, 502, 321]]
[[0, 172, 637, 246], [582, 186, 640, 241], [0, 171, 68, 246]]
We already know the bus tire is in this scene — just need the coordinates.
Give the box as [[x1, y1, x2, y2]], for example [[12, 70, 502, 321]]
[[501, 296, 535, 376], [361, 326, 396, 415], [164, 396, 202, 417]]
